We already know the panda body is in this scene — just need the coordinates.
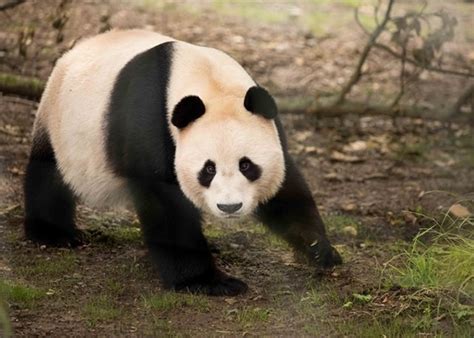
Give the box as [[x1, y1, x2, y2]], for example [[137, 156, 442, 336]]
[[36, 29, 269, 209], [25, 30, 341, 296]]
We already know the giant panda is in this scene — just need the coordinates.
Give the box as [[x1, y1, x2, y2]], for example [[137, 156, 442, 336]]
[[24, 29, 342, 296]]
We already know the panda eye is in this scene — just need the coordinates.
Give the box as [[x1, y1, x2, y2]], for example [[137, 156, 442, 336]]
[[206, 163, 216, 175], [239, 157, 262, 182], [239, 160, 250, 172], [198, 160, 216, 188]]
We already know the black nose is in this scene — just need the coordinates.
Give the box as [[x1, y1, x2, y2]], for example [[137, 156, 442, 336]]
[[217, 203, 243, 214]]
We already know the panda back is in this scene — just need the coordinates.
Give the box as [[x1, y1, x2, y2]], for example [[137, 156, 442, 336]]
[[35, 30, 174, 206]]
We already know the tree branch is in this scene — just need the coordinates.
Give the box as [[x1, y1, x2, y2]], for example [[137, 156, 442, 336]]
[[335, 0, 395, 105], [373, 42, 474, 78]]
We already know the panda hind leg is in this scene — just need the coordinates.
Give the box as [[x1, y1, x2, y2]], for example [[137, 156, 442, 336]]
[[23, 130, 83, 247], [130, 181, 248, 296]]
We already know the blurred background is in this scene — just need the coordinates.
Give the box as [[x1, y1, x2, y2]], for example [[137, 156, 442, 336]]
[[0, 1, 473, 336]]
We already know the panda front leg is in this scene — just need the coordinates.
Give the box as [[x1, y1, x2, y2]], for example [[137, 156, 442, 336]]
[[257, 156, 342, 268], [23, 131, 83, 247], [130, 181, 248, 296]]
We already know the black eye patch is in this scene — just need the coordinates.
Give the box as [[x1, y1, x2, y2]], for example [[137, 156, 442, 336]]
[[239, 157, 261, 182], [198, 160, 216, 187]]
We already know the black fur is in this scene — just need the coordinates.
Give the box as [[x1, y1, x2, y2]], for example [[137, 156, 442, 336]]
[[24, 128, 83, 247], [244, 86, 278, 119], [198, 160, 216, 188], [239, 157, 261, 182], [258, 118, 342, 268], [105, 42, 247, 296], [171, 96, 206, 129]]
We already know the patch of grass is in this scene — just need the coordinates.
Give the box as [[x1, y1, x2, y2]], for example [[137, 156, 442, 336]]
[[0, 280, 45, 308], [235, 306, 270, 327], [323, 214, 360, 237], [17, 252, 78, 279], [82, 295, 122, 326], [143, 292, 210, 312], [384, 211, 474, 331], [87, 223, 142, 245]]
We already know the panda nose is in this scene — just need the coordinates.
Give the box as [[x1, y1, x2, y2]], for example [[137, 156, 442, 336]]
[[217, 203, 243, 214]]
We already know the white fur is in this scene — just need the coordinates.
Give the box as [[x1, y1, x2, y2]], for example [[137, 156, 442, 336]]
[[35, 29, 285, 217], [35, 30, 174, 206]]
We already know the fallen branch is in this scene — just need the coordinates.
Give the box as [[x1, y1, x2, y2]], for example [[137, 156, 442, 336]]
[[0, 72, 44, 101], [281, 100, 465, 122]]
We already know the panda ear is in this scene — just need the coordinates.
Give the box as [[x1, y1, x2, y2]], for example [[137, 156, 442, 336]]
[[171, 96, 206, 129], [244, 86, 277, 119]]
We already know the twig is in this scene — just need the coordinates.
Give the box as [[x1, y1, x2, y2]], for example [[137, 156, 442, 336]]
[[391, 41, 407, 107], [374, 42, 474, 78], [335, 0, 395, 105]]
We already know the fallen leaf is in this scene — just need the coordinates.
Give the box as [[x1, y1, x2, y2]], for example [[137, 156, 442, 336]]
[[330, 151, 364, 163], [343, 140, 367, 152], [448, 204, 471, 218], [341, 203, 357, 212]]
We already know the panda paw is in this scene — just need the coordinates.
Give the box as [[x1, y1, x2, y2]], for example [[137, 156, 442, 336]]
[[175, 272, 248, 296], [311, 241, 343, 268], [25, 219, 85, 248]]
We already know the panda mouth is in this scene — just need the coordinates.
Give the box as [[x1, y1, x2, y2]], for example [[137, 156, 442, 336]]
[[225, 215, 240, 219]]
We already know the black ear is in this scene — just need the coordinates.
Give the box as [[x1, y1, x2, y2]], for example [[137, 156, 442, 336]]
[[171, 96, 206, 129], [244, 86, 277, 119]]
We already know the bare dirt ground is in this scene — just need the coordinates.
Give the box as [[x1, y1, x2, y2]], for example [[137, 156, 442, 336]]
[[1, 1, 473, 336]]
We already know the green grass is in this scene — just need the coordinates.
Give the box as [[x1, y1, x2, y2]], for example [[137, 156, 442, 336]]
[[87, 220, 142, 246], [235, 306, 270, 327], [324, 214, 360, 237], [390, 214, 474, 294], [143, 292, 210, 312], [384, 211, 474, 330], [0, 280, 45, 308], [82, 295, 122, 326], [17, 252, 78, 279]]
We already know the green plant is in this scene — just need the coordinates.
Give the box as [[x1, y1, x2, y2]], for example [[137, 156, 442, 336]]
[[83, 295, 122, 326], [0, 280, 45, 308]]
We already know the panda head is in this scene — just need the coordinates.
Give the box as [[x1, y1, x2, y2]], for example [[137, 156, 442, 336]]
[[172, 86, 285, 219]]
